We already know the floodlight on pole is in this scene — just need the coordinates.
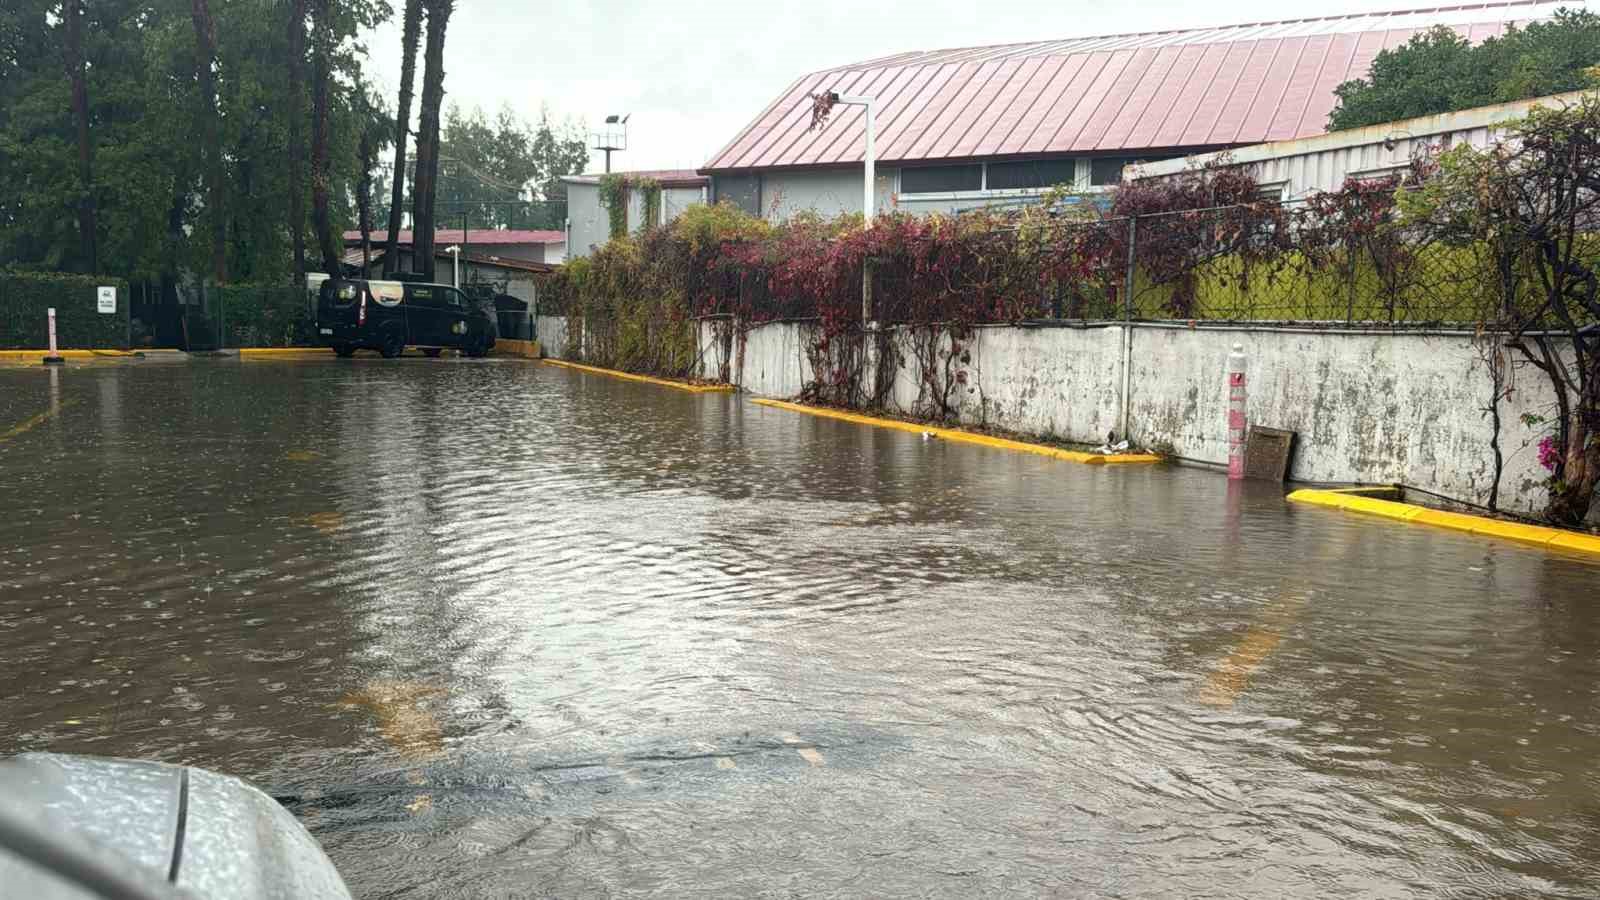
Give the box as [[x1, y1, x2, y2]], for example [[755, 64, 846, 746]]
[[593, 113, 630, 173]]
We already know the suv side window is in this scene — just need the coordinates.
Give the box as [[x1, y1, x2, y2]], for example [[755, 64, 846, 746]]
[[443, 288, 464, 308], [405, 285, 438, 308]]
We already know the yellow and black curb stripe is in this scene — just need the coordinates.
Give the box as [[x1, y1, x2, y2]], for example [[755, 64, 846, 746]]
[[541, 359, 736, 394], [1288, 488, 1600, 557], [750, 398, 1163, 466]]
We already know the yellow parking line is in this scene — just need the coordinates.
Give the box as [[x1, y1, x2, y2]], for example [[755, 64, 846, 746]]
[[338, 680, 446, 761], [0, 400, 74, 443], [1288, 489, 1600, 558], [541, 359, 735, 393], [1197, 595, 1305, 708], [778, 732, 826, 767], [751, 398, 1162, 465]]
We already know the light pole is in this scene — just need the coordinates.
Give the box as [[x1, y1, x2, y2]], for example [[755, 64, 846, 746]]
[[444, 245, 460, 287], [810, 91, 880, 340], [813, 92, 876, 221]]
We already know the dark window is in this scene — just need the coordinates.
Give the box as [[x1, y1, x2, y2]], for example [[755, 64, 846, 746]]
[[713, 175, 761, 217], [986, 159, 1078, 191], [1091, 155, 1180, 185], [1090, 157, 1132, 186], [900, 164, 983, 194]]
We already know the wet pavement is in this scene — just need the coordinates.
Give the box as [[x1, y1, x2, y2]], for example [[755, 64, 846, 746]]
[[2, 356, 1599, 898]]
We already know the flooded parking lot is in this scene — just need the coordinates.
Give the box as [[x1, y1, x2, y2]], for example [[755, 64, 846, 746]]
[[2, 356, 1599, 897]]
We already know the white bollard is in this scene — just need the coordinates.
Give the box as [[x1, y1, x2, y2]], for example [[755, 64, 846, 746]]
[[1227, 343, 1248, 479], [43, 307, 64, 365]]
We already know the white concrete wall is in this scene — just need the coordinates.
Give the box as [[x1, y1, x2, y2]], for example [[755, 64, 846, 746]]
[[693, 319, 1561, 516]]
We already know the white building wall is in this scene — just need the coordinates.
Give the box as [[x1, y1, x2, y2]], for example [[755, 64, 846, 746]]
[[563, 180, 707, 258], [565, 182, 608, 260], [1134, 91, 1588, 201], [758, 168, 896, 220]]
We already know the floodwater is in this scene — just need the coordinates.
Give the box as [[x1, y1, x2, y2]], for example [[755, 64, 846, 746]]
[[2, 357, 1599, 898]]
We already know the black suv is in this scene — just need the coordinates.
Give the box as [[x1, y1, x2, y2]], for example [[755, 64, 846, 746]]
[[317, 279, 497, 358]]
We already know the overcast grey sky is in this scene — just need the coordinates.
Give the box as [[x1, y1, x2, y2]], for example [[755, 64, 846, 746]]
[[357, 0, 1452, 175]]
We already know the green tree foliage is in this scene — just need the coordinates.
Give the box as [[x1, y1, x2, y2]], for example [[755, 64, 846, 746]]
[[1330, 9, 1600, 130], [417, 104, 589, 232], [0, 0, 390, 284], [1397, 98, 1600, 525]]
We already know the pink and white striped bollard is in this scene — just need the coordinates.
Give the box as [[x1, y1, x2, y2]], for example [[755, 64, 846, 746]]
[[1227, 343, 1247, 479]]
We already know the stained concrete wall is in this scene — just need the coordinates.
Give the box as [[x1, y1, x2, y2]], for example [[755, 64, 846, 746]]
[[536, 316, 568, 357], [688, 319, 1561, 516]]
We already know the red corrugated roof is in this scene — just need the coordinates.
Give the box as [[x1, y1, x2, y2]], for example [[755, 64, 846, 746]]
[[344, 229, 566, 245], [701, 1, 1581, 172]]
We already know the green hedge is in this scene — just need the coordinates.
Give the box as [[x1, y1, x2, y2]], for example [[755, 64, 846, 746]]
[[207, 284, 316, 348], [0, 272, 132, 349]]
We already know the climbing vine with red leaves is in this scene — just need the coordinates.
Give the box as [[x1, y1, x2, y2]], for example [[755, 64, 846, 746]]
[[544, 153, 1466, 422]]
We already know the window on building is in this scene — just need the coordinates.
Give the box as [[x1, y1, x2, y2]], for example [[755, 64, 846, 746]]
[[900, 164, 983, 194], [1255, 182, 1288, 204], [713, 175, 762, 217], [1090, 157, 1134, 186], [985, 159, 1079, 191]]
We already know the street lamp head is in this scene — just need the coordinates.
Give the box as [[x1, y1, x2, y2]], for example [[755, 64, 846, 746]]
[[604, 114, 619, 124]]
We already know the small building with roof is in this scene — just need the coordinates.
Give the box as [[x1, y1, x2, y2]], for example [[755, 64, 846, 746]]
[[559, 170, 710, 259], [698, 1, 1582, 220]]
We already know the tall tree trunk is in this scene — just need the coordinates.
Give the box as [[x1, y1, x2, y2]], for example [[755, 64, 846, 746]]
[[357, 103, 375, 272], [309, 0, 341, 277], [410, 0, 451, 281], [190, 0, 226, 283], [382, 0, 422, 276], [1547, 403, 1600, 526], [287, 0, 307, 287], [64, 0, 96, 273]]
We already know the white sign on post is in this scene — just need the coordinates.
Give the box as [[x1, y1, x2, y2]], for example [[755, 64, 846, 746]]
[[97, 285, 116, 314]]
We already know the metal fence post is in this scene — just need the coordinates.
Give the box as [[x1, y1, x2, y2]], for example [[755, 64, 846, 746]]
[[1124, 215, 1137, 321], [1345, 240, 1357, 325]]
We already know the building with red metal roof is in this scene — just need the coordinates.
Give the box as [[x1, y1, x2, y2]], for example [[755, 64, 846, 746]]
[[699, 1, 1585, 219]]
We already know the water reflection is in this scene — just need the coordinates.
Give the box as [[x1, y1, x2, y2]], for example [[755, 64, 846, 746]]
[[0, 358, 1597, 898]]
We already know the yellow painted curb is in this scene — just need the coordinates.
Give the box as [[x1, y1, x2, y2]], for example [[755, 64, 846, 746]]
[[491, 338, 542, 359], [237, 347, 330, 356], [1287, 489, 1600, 558], [0, 349, 140, 361], [751, 398, 1163, 466], [541, 359, 735, 393]]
